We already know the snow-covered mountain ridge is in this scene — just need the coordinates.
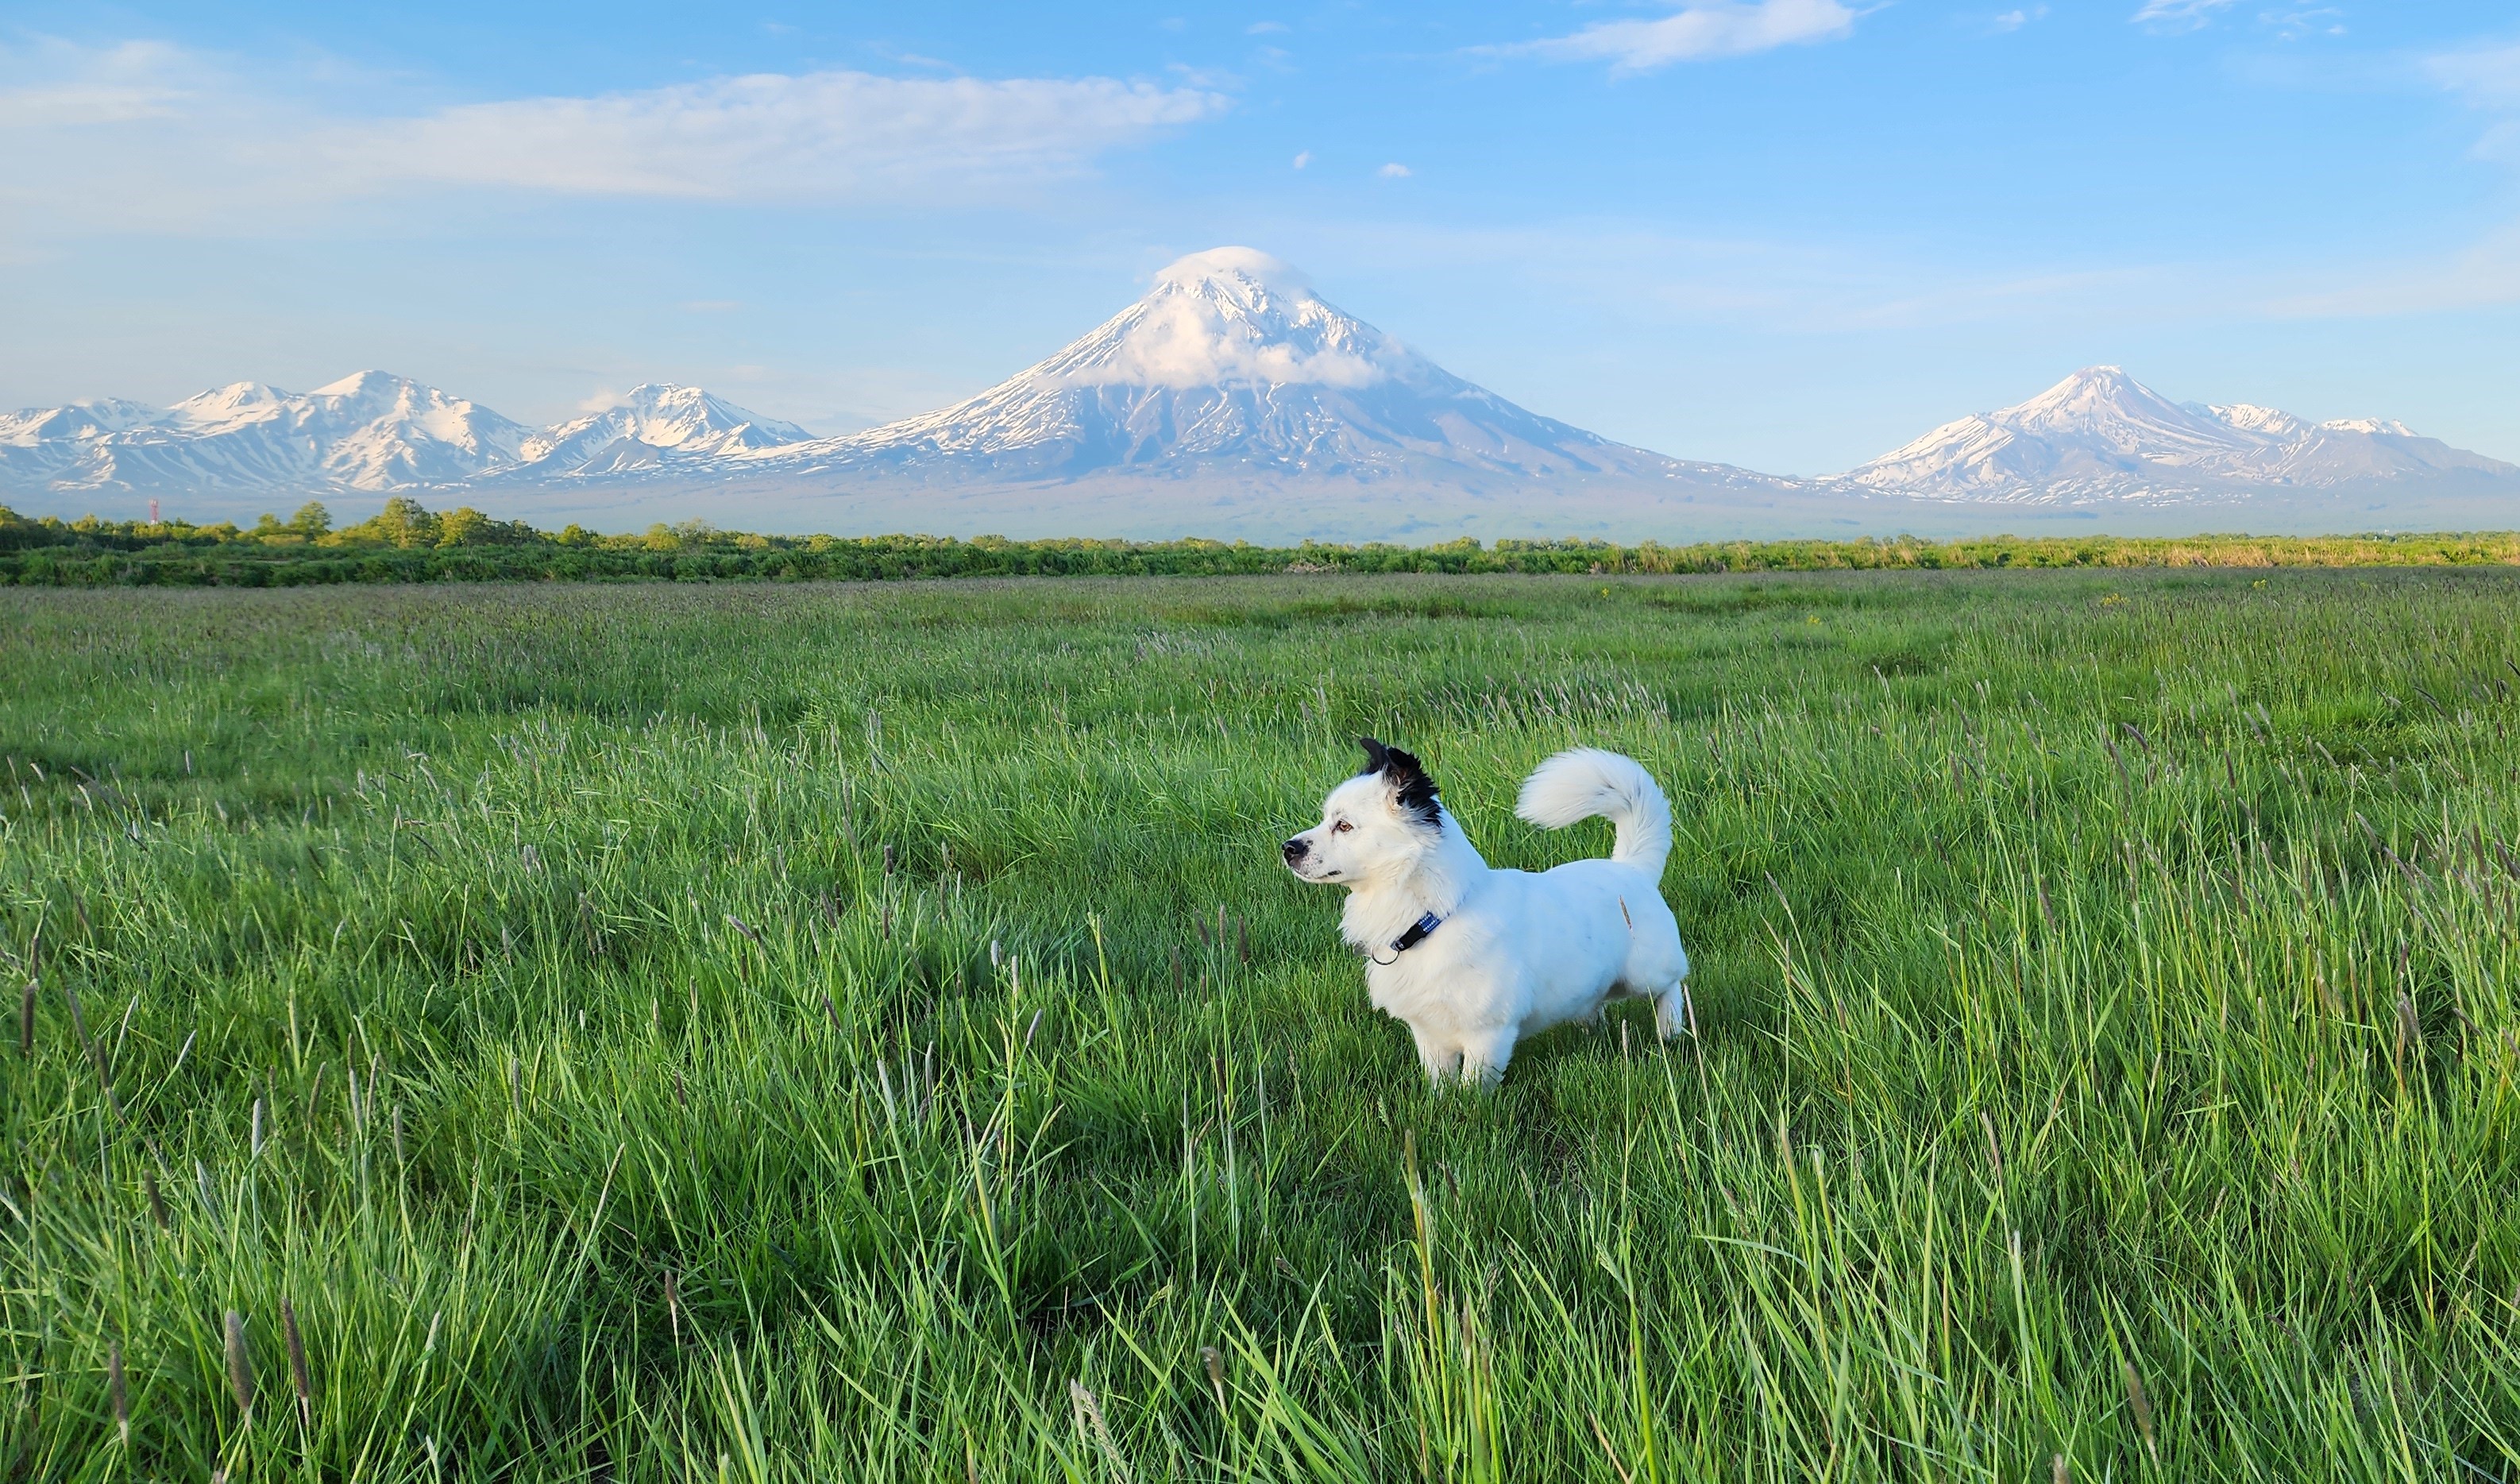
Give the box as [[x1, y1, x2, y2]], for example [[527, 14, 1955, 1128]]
[[4, 255, 2514, 539], [0, 373, 808, 499], [1837, 366, 2516, 504]]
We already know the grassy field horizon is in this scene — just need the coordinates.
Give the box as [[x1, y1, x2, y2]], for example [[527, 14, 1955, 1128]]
[[4, 570, 2517, 1480]]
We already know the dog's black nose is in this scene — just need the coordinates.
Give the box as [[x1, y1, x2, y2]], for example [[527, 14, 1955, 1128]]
[[1282, 837, 1308, 862]]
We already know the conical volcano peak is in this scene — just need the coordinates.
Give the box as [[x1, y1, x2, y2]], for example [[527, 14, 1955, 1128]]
[[1148, 247, 1318, 306], [2013, 365, 2163, 416], [737, 246, 1774, 502], [1041, 247, 1403, 390]]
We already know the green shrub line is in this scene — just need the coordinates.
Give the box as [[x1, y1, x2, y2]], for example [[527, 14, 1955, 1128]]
[[9, 496, 2520, 585]]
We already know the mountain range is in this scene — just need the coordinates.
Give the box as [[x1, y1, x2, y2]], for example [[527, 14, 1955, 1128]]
[[1843, 365, 2516, 505], [6, 249, 2515, 539]]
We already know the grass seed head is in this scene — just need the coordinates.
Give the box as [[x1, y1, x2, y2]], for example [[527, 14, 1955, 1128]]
[[1068, 1378, 1132, 1482], [2122, 1359, 2158, 1459], [224, 1309, 253, 1420], [283, 1298, 312, 1426], [109, 1339, 129, 1442]]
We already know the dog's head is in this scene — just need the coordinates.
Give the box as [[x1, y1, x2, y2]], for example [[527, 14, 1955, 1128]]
[[1282, 737, 1442, 885]]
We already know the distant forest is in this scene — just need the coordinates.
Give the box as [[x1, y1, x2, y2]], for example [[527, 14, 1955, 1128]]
[[6, 497, 2518, 585]]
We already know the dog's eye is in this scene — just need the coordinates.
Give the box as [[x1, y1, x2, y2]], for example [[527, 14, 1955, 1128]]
[[1332, 820, 1353, 833]]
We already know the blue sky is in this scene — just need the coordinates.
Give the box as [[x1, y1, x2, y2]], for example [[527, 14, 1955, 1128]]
[[3, 1, 2516, 473]]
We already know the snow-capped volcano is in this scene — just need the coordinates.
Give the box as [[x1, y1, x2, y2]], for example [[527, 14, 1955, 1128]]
[[1843, 366, 2518, 504], [10, 276, 2515, 540], [741, 247, 1769, 490]]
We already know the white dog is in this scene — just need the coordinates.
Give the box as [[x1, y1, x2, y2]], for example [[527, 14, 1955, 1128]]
[[1282, 738, 1690, 1088]]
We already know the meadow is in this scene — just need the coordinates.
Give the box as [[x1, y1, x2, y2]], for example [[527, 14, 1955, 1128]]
[[2, 569, 2516, 1482]]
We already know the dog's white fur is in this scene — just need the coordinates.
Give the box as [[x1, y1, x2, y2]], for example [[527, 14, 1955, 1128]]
[[1283, 742, 1689, 1088]]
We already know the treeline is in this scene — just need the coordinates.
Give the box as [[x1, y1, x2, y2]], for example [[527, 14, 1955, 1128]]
[[6, 497, 2519, 587]]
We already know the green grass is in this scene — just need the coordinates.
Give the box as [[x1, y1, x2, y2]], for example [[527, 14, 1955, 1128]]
[[2, 570, 2516, 1482]]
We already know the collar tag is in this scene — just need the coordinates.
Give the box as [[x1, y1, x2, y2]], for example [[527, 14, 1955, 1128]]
[[1394, 912, 1442, 953], [1372, 911, 1443, 964]]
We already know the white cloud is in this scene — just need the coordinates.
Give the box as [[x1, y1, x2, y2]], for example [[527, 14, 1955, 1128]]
[[1506, 0, 1858, 75], [2132, 0, 2236, 33], [0, 39, 195, 126], [0, 39, 1229, 229], [1378, 161, 1411, 178], [2240, 44, 2520, 317], [2261, 8, 2345, 41], [2428, 42, 2520, 108], [1247, 21, 1288, 35], [1292, 149, 1311, 168], [2263, 224, 2520, 318], [1989, 8, 2047, 33], [369, 71, 1225, 201]]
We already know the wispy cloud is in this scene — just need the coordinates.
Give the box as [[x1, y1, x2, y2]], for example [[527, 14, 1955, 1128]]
[[362, 71, 1225, 201], [2427, 41, 2520, 108], [0, 38, 1229, 230], [1989, 8, 2047, 34], [1499, 0, 1858, 76], [2132, 0, 2237, 33], [0, 39, 195, 126], [2264, 225, 2520, 317], [1377, 161, 1411, 178], [2260, 38, 2520, 315], [2261, 8, 2345, 41]]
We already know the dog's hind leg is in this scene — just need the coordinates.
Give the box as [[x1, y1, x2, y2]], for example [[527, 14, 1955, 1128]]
[[1653, 977, 1692, 1042]]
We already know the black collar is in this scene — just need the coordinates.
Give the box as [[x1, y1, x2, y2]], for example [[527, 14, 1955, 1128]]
[[1370, 911, 1443, 965]]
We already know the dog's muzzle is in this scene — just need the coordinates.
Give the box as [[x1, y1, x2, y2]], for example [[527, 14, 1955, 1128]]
[[1282, 837, 1310, 866]]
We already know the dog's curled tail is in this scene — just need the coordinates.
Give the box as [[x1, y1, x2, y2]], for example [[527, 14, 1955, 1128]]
[[1516, 748, 1673, 879]]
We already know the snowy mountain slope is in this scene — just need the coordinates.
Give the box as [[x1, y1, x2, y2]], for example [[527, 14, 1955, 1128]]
[[518, 385, 813, 474], [1841, 366, 2520, 504], [0, 376, 812, 500], [728, 247, 1780, 493], [0, 397, 164, 446], [8, 276, 2517, 540], [0, 373, 533, 497]]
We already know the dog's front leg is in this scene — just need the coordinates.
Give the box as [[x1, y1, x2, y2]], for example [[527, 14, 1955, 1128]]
[[1409, 1024, 1462, 1084], [1458, 1029, 1519, 1091]]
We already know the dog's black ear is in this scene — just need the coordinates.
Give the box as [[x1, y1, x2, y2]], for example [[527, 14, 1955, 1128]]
[[1357, 736, 1391, 775], [1377, 744, 1441, 825]]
